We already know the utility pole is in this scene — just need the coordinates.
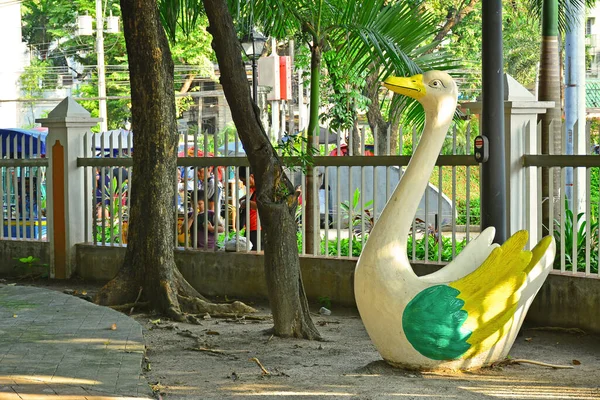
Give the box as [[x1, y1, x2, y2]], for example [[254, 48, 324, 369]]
[[96, 0, 107, 133], [481, 0, 507, 243]]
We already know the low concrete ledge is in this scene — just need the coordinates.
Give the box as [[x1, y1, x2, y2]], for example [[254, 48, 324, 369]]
[[74, 244, 600, 333], [75, 244, 444, 306], [0, 240, 50, 276], [528, 271, 600, 334]]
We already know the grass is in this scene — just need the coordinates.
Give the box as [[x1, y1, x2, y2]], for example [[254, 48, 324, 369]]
[[428, 165, 481, 225]]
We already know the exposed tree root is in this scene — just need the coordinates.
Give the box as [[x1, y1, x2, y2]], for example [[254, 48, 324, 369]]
[[95, 266, 256, 321], [95, 272, 140, 306], [249, 357, 271, 375], [189, 347, 250, 356], [129, 287, 143, 315], [493, 358, 574, 369], [109, 302, 149, 312], [177, 294, 257, 315], [219, 313, 271, 321]]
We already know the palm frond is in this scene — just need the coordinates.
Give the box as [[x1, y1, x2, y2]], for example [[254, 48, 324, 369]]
[[525, 0, 594, 35], [158, 0, 204, 42]]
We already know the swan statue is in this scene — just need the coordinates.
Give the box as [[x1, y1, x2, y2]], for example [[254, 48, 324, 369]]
[[354, 71, 556, 370]]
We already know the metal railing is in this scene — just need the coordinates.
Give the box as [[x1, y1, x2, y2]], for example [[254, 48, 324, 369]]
[[77, 123, 483, 262], [524, 157, 600, 277], [0, 133, 48, 242], [523, 119, 600, 277]]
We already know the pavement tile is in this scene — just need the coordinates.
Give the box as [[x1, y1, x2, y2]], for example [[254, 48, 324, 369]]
[[0, 285, 152, 399]]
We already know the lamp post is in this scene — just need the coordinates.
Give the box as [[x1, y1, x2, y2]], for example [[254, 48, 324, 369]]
[[240, 29, 267, 100], [77, 0, 119, 132]]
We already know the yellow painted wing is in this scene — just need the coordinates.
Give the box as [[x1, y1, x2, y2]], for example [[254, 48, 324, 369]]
[[449, 231, 553, 358]]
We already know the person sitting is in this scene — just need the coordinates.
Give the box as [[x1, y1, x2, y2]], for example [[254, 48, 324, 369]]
[[238, 165, 261, 251], [183, 190, 224, 250], [197, 166, 222, 214]]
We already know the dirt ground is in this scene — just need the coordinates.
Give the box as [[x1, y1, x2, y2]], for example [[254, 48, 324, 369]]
[[9, 279, 600, 400]]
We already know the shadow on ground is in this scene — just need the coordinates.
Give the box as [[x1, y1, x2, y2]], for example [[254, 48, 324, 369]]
[[0, 284, 152, 399]]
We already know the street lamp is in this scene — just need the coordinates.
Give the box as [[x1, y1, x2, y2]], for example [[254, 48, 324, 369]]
[[240, 29, 267, 100], [76, 1, 119, 132]]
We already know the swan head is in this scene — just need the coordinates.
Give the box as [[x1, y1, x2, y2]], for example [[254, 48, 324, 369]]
[[383, 70, 458, 112]]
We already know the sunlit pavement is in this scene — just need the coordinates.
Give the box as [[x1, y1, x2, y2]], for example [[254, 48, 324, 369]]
[[0, 285, 152, 399]]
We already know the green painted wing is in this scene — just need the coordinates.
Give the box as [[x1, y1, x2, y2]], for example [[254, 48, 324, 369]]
[[402, 285, 471, 360]]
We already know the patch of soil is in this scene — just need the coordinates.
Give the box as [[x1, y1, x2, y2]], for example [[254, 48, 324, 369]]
[[8, 278, 600, 399], [135, 304, 600, 400]]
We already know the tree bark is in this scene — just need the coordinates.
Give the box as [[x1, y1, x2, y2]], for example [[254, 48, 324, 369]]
[[538, 0, 562, 236], [366, 68, 390, 155], [96, 0, 254, 321], [304, 43, 323, 255], [539, 37, 562, 235], [202, 0, 321, 339], [351, 118, 361, 155]]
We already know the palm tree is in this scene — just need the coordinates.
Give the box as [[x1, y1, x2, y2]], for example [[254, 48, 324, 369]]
[[155, 0, 455, 337], [231, 0, 454, 253], [526, 0, 594, 234]]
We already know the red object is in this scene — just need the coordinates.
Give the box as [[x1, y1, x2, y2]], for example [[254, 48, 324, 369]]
[[329, 144, 374, 156], [177, 149, 224, 182], [279, 56, 291, 100], [475, 138, 484, 148]]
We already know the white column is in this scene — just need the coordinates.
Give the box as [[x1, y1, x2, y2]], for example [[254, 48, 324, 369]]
[[298, 68, 306, 131], [37, 98, 100, 278], [96, 0, 108, 132], [463, 74, 554, 248], [271, 100, 280, 141]]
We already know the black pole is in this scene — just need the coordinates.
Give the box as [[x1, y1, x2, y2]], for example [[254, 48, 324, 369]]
[[252, 57, 258, 100], [481, 0, 506, 243]]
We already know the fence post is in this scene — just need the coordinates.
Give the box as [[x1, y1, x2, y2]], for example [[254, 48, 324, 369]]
[[36, 97, 100, 279], [463, 74, 553, 248]]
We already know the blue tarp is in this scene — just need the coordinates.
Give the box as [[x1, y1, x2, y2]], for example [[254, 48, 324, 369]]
[[0, 128, 47, 157], [217, 141, 246, 156], [95, 129, 133, 151]]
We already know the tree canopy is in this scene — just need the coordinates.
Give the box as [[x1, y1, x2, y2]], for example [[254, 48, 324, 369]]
[[20, 0, 215, 130]]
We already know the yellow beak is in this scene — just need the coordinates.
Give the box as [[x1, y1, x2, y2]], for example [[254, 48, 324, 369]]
[[382, 74, 426, 100]]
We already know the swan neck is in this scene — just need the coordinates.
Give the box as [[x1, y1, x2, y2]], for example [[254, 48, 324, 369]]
[[370, 106, 453, 249]]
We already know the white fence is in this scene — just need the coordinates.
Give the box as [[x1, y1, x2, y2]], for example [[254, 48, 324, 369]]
[[3, 102, 599, 279], [77, 124, 481, 262]]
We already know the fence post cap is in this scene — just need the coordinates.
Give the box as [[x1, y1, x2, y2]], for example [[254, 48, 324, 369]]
[[36, 97, 102, 126]]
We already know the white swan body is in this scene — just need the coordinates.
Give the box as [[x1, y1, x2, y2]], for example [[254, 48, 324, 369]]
[[354, 71, 556, 370]]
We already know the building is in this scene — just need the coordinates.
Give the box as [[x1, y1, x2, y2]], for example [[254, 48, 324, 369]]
[[0, 0, 28, 127]]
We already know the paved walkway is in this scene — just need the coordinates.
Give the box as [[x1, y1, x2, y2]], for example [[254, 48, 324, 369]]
[[0, 284, 152, 399]]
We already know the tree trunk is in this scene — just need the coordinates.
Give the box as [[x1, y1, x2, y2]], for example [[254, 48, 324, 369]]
[[304, 43, 323, 255], [202, 0, 321, 339], [351, 118, 361, 155], [366, 68, 390, 155], [96, 0, 254, 321], [389, 103, 401, 155], [538, 0, 562, 236]]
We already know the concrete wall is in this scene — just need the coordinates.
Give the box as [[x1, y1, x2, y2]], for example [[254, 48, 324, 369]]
[[528, 273, 600, 334], [75, 245, 442, 306], [0, 240, 50, 276], [74, 244, 600, 334]]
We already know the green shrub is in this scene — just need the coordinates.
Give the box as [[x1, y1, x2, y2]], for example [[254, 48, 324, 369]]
[[407, 235, 467, 262], [553, 201, 599, 273], [319, 233, 467, 262], [455, 197, 480, 226]]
